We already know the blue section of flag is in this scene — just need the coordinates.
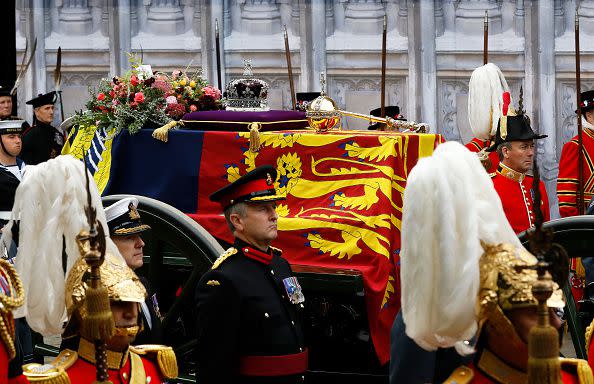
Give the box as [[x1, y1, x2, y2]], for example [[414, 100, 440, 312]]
[[104, 128, 204, 213]]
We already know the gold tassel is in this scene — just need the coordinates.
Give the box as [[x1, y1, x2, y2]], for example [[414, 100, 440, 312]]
[[80, 283, 115, 342], [249, 122, 261, 152], [152, 120, 183, 143], [527, 324, 562, 384], [157, 348, 179, 379]]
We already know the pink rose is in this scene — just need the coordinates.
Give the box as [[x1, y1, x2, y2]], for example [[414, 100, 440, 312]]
[[202, 86, 221, 100], [166, 95, 177, 105], [97, 92, 106, 101], [189, 104, 197, 112], [134, 92, 144, 103], [130, 101, 138, 108], [130, 75, 139, 87]]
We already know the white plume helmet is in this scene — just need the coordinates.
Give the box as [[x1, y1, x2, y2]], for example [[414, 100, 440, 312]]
[[1, 155, 125, 335], [468, 63, 511, 140], [400, 141, 520, 355]]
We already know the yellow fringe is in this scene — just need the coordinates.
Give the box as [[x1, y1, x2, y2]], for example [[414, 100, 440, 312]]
[[152, 120, 183, 143], [80, 284, 115, 341]]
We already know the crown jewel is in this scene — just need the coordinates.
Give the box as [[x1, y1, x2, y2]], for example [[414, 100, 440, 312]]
[[224, 59, 270, 111]]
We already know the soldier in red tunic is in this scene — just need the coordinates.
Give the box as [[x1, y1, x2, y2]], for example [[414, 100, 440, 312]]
[[558, 90, 594, 217], [399, 142, 592, 384], [558, 90, 594, 313], [487, 113, 549, 234], [465, 63, 513, 173], [2, 155, 178, 383], [0, 259, 28, 384]]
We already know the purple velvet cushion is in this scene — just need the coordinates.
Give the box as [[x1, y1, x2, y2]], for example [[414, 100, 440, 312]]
[[181, 110, 308, 131]]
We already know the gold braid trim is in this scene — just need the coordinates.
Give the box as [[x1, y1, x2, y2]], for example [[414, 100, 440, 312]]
[[23, 349, 78, 384], [586, 318, 594, 358], [113, 224, 151, 235], [561, 358, 594, 384], [211, 247, 237, 270], [129, 344, 179, 379], [0, 259, 25, 359]]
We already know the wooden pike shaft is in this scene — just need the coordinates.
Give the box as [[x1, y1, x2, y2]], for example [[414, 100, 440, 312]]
[[284, 25, 297, 110], [575, 9, 585, 215], [483, 11, 488, 65], [381, 16, 387, 118], [215, 19, 222, 91]]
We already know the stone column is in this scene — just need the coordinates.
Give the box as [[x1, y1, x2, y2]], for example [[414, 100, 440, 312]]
[[554, 0, 564, 38], [407, 0, 420, 120], [241, 0, 281, 35], [192, 0, 201, 36], [58, 0, 93, 35], [109, 0, 131, 76], [514, 0, 524, 37], [201, 0, 225, 90], [291, 1, 300, 35], [333, 0, 346, 33], [455, 0, 501, 35], [344, 0, 385, 35], [146, 0, 185, 35], [33, 0, 47, 95], [578, 0, 594, 36], [397, 0, 407, 36], [536, 0, 558, 217], [310, 0, 326, 91], [419, 0, 437, 129]]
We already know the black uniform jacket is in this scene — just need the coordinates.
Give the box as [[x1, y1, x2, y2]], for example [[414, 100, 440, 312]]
[[195, 239, 307, 384], [135, 276, 164, 345], [0, 158, 24, 226], [21, 121, 64, 165]]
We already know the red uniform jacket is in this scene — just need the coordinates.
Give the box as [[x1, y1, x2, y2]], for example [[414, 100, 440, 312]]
[[66, 353, 164, 384], [491, 163, 550, 234], [557, 128, 594, 217], [465, 138, 499, 174], [445, 349, 591, 383]]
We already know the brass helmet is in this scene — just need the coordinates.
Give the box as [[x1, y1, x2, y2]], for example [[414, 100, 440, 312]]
[[63, 252, 146, 337], [477, 242, 564, 353]]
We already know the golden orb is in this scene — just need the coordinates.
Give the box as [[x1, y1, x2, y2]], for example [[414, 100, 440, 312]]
[[306, 95, 341, 133]]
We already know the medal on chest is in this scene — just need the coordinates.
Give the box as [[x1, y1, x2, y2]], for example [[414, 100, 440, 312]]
[[282, 276, 305, 304]]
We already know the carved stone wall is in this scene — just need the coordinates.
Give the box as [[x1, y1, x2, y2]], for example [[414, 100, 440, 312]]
[[14, 0, 594, 216]]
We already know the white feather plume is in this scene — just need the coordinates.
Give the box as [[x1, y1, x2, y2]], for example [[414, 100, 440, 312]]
[[1, 155, 124, 336], [467, 63, 511, 140], [400, 142, 520, 355]]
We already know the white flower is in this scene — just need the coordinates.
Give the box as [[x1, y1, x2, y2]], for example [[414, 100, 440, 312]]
[[166, 96, 177, 105]]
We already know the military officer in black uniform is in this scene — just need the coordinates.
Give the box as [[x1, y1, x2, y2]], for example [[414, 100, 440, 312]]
[[20, 91, 63, 165], [0, 120, 26, 229], [194, 165, 308, 384]]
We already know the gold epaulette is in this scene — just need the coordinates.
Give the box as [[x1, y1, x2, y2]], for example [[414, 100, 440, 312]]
[[23, 349, 78, 384], [586, 318, 594, 354], [489, 172, 496, 178], [211, 247, 237, 270], [561, 358, 594, 384], [129, 344, 178, 379], [270, 246, 283, 256], [443, 365, 474, 384]]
